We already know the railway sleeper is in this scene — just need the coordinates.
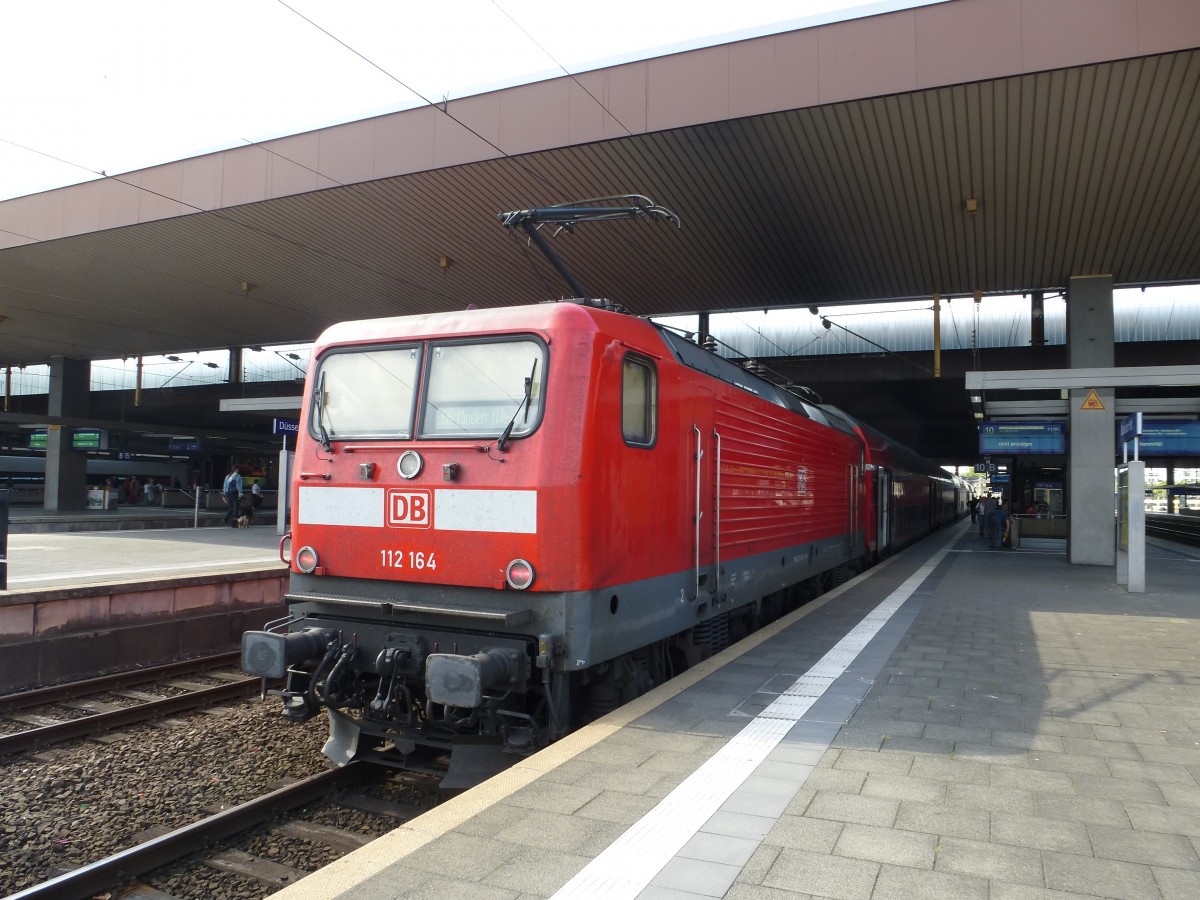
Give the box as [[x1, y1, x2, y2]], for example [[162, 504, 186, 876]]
[[203, 848, 308, 887]]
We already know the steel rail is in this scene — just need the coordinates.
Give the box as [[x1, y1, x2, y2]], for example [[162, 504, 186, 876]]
[[0, 651, 241, 711], [0, 678, 259, 756], [5, 764, 371, 900], [1146, 514, 1200, 547]]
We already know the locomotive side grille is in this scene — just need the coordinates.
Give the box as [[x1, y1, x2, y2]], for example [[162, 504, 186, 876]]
[[714, 397, 855, 549], [285, 591, 534, 627]]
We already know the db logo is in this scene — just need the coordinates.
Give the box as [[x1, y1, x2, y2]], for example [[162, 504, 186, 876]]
[[387, 489, 432, 528]]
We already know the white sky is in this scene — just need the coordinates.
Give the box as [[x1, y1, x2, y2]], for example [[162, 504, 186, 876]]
[[0, 0, 924, 202]]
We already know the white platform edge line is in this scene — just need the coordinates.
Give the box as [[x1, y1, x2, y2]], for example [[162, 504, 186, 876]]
[[550, 535, 957, 900]]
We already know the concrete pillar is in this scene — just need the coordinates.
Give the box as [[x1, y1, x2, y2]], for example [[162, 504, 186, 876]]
[[1031, 291, 1045, 347], [1066, 275, 1115, 566], [229, 347, 243, 384], [45, 356, 90, 511]]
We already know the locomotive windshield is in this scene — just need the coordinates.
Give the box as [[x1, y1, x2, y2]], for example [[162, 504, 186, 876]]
[[421, 338, 546, 438], [313, 345, 421, 439], [309, 338, 546, 442]]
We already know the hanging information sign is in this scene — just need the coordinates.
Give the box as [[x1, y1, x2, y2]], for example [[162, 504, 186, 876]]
[[979, 420, 1066, 454]]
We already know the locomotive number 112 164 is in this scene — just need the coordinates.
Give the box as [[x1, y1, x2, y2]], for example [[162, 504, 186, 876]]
[[380, 548, 438, 570]]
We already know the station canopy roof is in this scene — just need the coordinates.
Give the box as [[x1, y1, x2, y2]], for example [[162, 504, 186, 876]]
[[0, 0, 1198, 370]]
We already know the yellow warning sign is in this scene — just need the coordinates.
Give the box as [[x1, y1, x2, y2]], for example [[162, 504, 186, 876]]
[[1081, 389, 1106, 410]]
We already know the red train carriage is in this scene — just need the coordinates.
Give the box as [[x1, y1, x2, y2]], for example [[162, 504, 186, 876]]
[[827, 414, 961, 559], [242, 300, 945, 777]]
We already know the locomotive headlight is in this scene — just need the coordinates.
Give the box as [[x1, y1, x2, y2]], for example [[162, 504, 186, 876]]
[[296, 545, 320, 574], [505, 558, 535, 590], [397, 450, 423, 479]]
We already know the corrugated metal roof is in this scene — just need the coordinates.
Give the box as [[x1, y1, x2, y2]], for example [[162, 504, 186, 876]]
[[702, 287, 1200, 359]]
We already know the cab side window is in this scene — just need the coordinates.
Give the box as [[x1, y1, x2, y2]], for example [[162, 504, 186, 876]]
[[622, 355, 657, 447]]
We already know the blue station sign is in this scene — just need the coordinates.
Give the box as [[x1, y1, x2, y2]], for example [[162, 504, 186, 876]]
[[979, 420, 1066, 455], [273, 417, 300, 436], [1135, 420, 1200, 456], [1118, 411, 1143, 444]]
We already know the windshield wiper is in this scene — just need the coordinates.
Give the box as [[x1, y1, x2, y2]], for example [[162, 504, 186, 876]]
[[313, 371, 333, 453], [496, 360, 538, 453]]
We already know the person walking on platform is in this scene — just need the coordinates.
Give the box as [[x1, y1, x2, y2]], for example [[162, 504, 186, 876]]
[[222, 465, 244, 528]]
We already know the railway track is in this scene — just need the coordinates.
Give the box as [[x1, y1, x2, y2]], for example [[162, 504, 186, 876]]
[[1146, 512, 1200, 547], [7, 763, 439, 897], [1, 653, 443, 900], [6, 766, 365, 899], [0, 652, 262, 757]]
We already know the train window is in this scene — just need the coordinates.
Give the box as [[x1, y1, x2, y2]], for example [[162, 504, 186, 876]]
[[313, 346, 420, 439], [420, 339, 546, 439], [622, 355, 657, 447]]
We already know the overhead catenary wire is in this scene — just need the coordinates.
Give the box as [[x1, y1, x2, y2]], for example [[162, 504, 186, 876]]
[[273, 0, 563, 199], [948, 299, 964, 351], [0, 135, 451, 319], [275, 0, 644, 302], [728, 313, 794, 358], [818, 315, 933, 375], [486, 0, 635, 138], [239, 137, 347, 188], [2, 1, 648, 333]]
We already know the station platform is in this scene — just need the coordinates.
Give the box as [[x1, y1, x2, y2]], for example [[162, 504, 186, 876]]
[[0, 511, 286, 691], [5, 502, 275, 535], [2, 509, 282, 591], [269, 520, 1200, 900]]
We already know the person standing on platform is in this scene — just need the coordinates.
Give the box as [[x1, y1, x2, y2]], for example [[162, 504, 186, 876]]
[[222, 465, 244, 528], [991, 502, 1010, 549]]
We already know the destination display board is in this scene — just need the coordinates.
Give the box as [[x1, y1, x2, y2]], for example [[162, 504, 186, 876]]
[[979, 420, 1066, 455], [71, 429, 106, 450], [1136, 420, 1200, 456], [28, 428, 108, 450]]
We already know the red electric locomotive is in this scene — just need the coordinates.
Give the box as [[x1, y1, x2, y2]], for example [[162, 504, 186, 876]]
[[241, 198, 961, 780]]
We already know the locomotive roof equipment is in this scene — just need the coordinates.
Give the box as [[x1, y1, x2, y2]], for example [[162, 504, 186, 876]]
[[498, 194, 680, 303]]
